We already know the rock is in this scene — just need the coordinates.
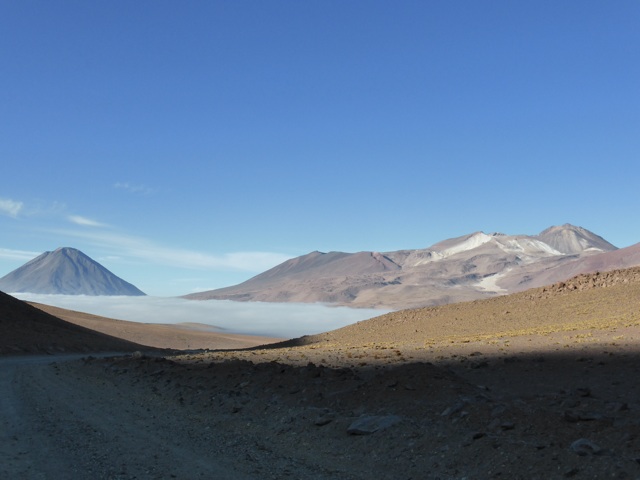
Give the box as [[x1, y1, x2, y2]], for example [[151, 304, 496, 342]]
[[470, 361, 489, 369], [606, 402, 629, 412], [347, 415, 402, 435], [314, 416, 333, 426], [575, 387, 591, 397], [491, 404, 508, 417], [310, 408, 336, 426], [570, 438, 602, 456], [564, 410, 606, 422], [441, 400, 466, 417]]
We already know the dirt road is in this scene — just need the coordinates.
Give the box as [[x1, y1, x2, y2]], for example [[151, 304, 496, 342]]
[[0, 354, 262, 480]]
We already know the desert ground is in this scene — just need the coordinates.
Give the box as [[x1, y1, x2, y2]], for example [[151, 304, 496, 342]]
[[2, 267, 640, 479]]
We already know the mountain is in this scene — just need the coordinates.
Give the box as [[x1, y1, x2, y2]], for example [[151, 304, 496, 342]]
[[0, 247, 146, 296], [184, 224, 624, 309], [535, 223, 615, 254]]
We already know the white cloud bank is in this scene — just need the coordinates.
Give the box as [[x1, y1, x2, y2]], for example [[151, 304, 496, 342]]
[[0, 198, 24, 217], [11, 293, 388, 338]]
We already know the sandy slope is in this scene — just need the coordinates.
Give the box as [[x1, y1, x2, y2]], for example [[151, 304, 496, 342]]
[[0, 291, 146, 355], [29, 302, 283, 350]]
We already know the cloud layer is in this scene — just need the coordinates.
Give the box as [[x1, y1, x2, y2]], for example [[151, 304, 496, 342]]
[[11, 293, 386, 338]]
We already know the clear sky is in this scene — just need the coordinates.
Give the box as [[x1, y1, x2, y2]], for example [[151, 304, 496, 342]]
[[1, 1, 639, 297]]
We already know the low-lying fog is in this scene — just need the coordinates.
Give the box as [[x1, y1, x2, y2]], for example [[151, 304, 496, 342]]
[[12, 293, 388, 339]]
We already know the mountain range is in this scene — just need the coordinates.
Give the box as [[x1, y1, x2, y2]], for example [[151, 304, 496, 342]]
[[184, 224, 640, 309], [0, 247, 145, 296]]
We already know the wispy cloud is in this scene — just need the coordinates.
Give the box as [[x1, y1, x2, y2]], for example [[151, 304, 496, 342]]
[[68, 215, 109, 228], [0, 248, 40, 262], [0, 198, 24, 218], [114, 182, 154, 195], [49, 228, 292, 272]]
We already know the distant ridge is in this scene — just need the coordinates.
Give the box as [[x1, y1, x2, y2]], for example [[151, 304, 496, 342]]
[[184, 224, 626, 309], [0, 247, 145, 296]]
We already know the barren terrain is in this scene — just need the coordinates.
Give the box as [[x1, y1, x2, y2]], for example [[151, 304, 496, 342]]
[[185, 225, 640, 310], [30, 302, 283, 350], [2, 267, 640, 478]]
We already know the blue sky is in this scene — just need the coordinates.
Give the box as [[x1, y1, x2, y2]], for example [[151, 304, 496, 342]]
[[1, 1, 639, 297]]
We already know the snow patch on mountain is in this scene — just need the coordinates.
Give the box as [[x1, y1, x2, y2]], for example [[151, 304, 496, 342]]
[[412, 232, 493, 266], [495, 238, 563, 257], [476, 272, 508, 293]]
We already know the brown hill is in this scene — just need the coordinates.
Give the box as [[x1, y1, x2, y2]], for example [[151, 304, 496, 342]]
[[209, 265, 640, 361], [29, 302, 283, 350], [0, 291, 146, 355], [0, 291, 282, 355]]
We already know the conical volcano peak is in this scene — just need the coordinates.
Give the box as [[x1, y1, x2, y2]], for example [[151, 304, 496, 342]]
[[536, 224, 617, 254], [0, 248, 145, 296]]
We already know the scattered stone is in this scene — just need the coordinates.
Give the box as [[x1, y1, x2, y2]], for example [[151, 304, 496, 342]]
[[441, 400, 466, 417], [575, 387, 591, 397], [561, 399, 580, 409], [570, 438, 602, 456], [606, 402, 629, 412], [314, 416, 333, 427], [564, 467, 580, 477], [491, 404, 508, 418], [472, 432, 486, 440], [503, 356, 521, 364], [310, 408, 336, 426], [470, 361, 489, 369], [347, 415, 402, 435], [564, 410, 606, 422]]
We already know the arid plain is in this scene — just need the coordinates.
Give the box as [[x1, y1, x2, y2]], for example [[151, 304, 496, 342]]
[[2, 267, 640, 478]]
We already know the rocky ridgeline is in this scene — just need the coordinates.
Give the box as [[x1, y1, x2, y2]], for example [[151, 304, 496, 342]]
[[545, 266, 640, 294]]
